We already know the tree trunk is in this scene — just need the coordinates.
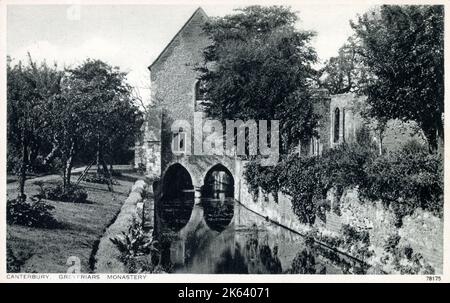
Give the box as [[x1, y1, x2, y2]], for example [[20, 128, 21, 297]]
[[425, 127, 438, 154], [28, 140, 39, 170], [436, 116, 444, 155], [43, 143, 59, 165], [62, 168, 66, 190], [96, 135, 102, 174], [378, 132, 383, 156], [101, 158, 113, 192], [96, 151, 101, 175], [17, 139, 28, 201], [64, 142, 75, 191]]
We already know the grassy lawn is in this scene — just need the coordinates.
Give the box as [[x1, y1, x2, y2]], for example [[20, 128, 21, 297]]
[[7, 173, 140, 273]]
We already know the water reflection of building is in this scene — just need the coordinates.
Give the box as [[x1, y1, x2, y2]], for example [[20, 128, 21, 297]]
[[163, 202, 347, 274]]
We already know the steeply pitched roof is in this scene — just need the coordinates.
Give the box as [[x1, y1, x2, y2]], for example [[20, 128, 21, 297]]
[[148, 7, 208, 71]]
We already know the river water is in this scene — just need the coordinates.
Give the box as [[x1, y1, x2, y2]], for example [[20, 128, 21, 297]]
[[157, 197, 366, 274]]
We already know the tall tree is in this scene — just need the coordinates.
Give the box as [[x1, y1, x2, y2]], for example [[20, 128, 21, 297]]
[[7, 55, 63, 200], [351, 5, 444, 151], [318, 37, 371, 94], [51, 59, 142, 190], [198, 6, 319, 153]]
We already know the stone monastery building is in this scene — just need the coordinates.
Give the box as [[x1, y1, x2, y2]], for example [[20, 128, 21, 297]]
[[135, 7, 423, 199]]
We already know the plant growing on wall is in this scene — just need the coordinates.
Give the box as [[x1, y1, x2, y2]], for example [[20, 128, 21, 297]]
[[360, 141, 443, 225], [245, 131, 442, 227], [110, 217, 163, 273]]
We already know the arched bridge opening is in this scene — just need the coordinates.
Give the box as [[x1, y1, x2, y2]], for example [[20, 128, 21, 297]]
[[201, 164, 235, 232], [160, 163, 195, 232]]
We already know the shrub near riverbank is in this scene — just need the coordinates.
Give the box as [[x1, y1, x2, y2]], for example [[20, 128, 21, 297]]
[[361, 142, 443, 225], [245, 136, 443, 226], [244, 133, 443, 273]]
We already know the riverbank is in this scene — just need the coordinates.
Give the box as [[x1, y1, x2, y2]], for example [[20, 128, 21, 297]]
[[237, 180, 442, 274], [93, 179, 149, 273]]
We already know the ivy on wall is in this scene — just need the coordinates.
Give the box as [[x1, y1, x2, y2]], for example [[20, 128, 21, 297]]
[[244, 128, 443, 226]]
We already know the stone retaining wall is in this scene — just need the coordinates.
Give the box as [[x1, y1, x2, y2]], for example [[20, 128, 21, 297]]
[[237, 165, 443, 273], [93, 179, 148, 273], [323, 189, 443, 273]]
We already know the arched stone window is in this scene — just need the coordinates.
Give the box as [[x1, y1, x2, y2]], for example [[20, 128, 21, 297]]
[[316, 138, 320, 155], [342, 108, 345, 142], [334, 108, 340, 143], [194, 80, 206, 111], [310, 137, 321, 156], [173, 127, 186, 153]]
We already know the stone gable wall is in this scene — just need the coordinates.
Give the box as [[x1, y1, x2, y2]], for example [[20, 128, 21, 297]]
[[150, 10, 210, 174]]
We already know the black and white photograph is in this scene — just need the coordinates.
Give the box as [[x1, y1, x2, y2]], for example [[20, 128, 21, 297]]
[[1, 0, 447, 282]]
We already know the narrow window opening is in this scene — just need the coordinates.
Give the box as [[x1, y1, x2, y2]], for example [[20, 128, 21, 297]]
[[334, 108, 340, 143]]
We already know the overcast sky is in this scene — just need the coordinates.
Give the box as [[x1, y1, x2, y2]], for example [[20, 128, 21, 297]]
[[7, 2, 375, 103]]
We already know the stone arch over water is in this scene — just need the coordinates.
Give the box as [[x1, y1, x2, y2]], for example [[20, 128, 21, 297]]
[[202, 163, 235, 199], [160, 163, 195, 231], [162, 163, 194, 200], [201, 163, 235, 232]]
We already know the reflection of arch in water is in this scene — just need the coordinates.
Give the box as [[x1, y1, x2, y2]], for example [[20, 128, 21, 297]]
[[160, 163, 195, 232], [202, 164, 235, 232]]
